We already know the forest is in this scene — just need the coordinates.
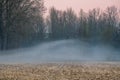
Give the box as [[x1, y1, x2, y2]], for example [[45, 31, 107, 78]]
[[0, 0, 120, 50]]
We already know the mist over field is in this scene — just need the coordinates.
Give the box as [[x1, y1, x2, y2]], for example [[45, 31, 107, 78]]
[[0, 0, 120, 64], [0, 39, 120, 63], [1, 1, 120, 80]]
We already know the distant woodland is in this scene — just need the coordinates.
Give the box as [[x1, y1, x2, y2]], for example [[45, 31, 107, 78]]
[[0, 0, 120, 50]]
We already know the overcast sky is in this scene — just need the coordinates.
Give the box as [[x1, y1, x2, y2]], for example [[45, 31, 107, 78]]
[[45, 0, 120, 14]]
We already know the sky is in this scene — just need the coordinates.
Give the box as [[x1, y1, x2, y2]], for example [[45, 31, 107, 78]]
[[45, 0, 120, 15]]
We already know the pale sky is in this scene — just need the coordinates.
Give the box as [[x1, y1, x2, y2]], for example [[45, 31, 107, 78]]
[[45, 0, 120, 14]]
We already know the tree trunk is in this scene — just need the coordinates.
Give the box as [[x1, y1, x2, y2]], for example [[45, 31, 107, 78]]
[[0, 2, 5, 50]]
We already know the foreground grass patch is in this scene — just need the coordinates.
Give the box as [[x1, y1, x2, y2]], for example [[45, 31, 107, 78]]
[[0, 63, 120, 80]]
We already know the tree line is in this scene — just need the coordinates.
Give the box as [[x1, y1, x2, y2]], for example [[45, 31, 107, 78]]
[[47, 7, 120, 44], [0, 0, 120, 50]]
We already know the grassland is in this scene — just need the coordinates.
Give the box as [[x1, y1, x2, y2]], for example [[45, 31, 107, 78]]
[[0, 63, 120, 80]]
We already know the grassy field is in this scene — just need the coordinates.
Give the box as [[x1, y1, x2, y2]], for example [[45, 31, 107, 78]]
[[0, 63, 120, 80]]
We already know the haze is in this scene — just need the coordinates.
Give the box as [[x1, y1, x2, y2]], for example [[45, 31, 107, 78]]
[[0, 40, 120, 63], [45, 0, 120, 13], [0, 0, 120, 64]]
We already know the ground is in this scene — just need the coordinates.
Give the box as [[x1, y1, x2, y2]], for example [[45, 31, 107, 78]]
[[0, 62, 120, 80]]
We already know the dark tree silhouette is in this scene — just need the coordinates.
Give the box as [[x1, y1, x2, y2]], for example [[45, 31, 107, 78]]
[[0, 0, 45, 50]]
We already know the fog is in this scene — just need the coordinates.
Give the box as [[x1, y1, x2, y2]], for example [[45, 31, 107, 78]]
[[0, 39, 120, 63]]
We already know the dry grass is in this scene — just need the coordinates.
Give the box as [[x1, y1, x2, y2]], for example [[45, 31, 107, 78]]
[[0, 63, 120, 80]]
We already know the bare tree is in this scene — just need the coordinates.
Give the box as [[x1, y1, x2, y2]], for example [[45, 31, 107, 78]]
[[0, 0, 45, 50]]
